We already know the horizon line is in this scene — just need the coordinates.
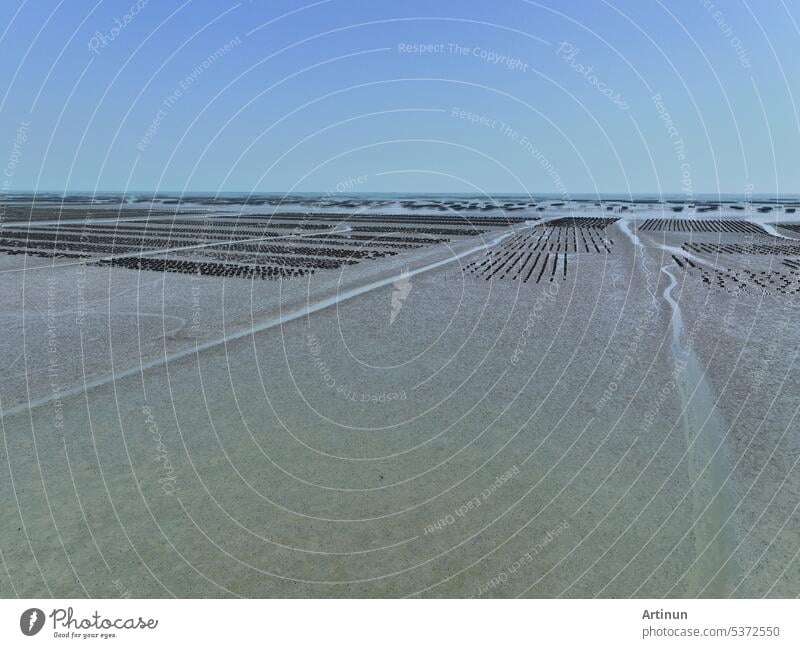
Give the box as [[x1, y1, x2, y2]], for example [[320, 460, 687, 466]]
[[3, 190, 800, 198]]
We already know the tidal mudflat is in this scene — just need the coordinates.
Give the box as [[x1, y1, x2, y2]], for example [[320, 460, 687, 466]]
[[1, 198, 799, 597]]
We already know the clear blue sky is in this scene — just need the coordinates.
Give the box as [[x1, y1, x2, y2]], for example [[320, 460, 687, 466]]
[[1, 0, 798, 195]]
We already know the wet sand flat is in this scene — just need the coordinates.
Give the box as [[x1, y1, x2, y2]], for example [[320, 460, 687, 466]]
[[1, 209, 799, 597]]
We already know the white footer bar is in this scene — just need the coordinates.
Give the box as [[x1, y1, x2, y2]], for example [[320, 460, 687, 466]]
[[1, 600, 797, 647]]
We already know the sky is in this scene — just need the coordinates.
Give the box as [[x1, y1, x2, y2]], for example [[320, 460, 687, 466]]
[[1, 0, 798, 196]]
